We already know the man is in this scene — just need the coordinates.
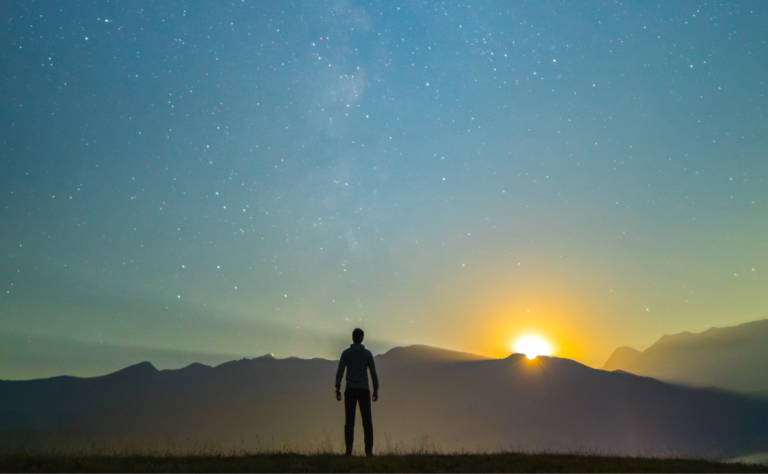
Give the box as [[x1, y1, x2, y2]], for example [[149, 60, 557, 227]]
[[335, 328, 379, 456]]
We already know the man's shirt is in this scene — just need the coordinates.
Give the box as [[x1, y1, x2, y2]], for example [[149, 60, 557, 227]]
[[336, 343, 379, 391]]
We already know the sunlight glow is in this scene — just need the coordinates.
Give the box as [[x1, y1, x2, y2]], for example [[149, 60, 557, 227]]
[[514, 336, 553, 359]]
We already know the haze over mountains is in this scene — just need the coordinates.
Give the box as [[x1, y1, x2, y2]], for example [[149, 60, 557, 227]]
[[602, 319, 768, 394], [2, 345, 768, 458]]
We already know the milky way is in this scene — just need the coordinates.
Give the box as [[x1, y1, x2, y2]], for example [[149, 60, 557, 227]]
[[1, 1, 767, 379]]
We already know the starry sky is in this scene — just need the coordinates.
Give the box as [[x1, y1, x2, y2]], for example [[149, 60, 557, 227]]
[[2, 0, 767, 380]]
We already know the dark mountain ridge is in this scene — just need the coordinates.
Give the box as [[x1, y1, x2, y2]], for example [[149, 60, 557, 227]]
[[2, 345, 768, 457], [602, 319, 768, 393]]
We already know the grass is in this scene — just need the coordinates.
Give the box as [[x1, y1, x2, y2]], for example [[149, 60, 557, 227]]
[[2, 433, 765, 472], [1, 451, 766, 473]]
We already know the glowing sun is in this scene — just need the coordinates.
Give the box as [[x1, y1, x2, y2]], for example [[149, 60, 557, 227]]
[[514, 336, 553, 359]]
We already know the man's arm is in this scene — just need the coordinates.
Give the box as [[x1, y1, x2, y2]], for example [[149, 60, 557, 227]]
[[368, 353, 379, 401], [335, 352, 347, 399]]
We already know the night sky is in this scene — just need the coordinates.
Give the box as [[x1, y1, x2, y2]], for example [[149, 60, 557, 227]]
[[2, 1, 767, 380]]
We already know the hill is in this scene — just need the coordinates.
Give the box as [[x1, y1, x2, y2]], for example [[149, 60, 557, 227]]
[[2, 345, 768, 458], [602, 319, 768, 393]]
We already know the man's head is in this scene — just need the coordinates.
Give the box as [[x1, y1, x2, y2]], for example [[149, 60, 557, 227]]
[[352, 328, 364, 344]]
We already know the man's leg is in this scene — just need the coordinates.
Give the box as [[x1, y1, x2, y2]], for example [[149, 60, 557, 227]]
[[359, 390, 373, 456], [343, 390, 357, 455]]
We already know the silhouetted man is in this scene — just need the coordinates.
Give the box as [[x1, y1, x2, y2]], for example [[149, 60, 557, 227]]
[[336, 328, 379, 456]]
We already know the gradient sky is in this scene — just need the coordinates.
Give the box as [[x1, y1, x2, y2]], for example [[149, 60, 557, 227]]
[[2, 0, 767, 380]]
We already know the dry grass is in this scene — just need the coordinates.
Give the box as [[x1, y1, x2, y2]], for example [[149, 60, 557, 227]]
[[1, 431, 766, 472], [1, 450, 766, 473]]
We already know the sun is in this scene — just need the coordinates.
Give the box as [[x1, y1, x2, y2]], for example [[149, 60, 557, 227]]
[[514, 336, 553, 359]]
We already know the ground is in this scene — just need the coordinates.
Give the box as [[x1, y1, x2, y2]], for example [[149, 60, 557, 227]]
[[1, 452, 766, 473]]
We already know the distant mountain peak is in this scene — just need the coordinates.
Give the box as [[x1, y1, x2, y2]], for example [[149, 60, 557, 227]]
[[652, 319, 768, 348], [602, 346, 642, 371], [379, 344, 490, 362], [178, 362, 212, 373], [213, 354, 276, 371], [655, 331, 696, 346], [102, 361, 158, 380], [602, 318, 768, 392], [123, 361, 157, 372]]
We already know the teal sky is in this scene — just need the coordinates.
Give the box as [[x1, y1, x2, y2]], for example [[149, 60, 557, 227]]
[[1, 0, 767, 379]]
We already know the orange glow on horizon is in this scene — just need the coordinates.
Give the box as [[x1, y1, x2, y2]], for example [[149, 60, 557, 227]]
[[461, 287, 587, 362], [514, 335, 553, 359], [418, 265, 606, 365]]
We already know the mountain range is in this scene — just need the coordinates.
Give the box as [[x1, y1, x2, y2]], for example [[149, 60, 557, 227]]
[[602, 319, 768, 394], [2, 344, 768, 458]]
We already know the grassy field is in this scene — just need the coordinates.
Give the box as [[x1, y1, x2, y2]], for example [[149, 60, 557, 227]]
[[1, 452, 766, 473]]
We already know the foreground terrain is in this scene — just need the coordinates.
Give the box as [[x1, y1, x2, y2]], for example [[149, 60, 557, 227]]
[[1, 452, 766, 473]]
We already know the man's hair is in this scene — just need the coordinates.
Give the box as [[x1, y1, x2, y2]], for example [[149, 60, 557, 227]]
[[352, 328, 364, 344]]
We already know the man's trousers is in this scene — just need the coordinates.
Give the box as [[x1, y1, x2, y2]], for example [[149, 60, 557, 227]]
[[344, 388, 373, 455]]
